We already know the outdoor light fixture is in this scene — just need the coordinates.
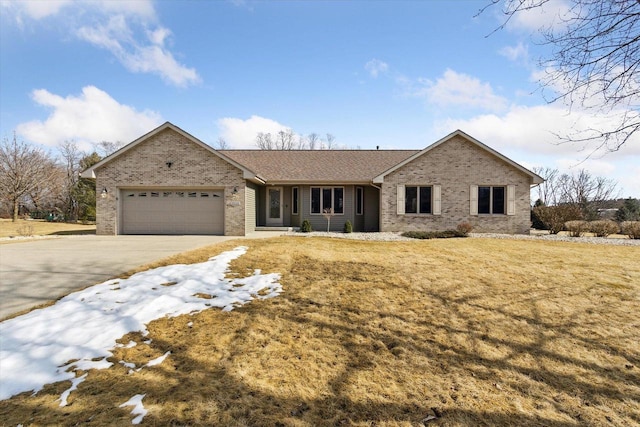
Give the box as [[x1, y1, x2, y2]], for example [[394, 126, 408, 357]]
[[166, 161, 173, 168], [232, 186, 238, 194], [101, 188, 108, 199]]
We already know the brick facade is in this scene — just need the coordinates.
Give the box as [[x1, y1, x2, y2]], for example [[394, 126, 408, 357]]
[[95, 128, 246, 236], [380, 135, 532, 234]]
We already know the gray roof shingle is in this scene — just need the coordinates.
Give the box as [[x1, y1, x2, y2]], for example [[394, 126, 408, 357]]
[[219, 150, 420, 183]]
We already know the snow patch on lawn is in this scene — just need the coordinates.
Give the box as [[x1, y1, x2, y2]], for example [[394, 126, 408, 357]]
[[0, 246, 281, 401], [119, 394, 148, 424]]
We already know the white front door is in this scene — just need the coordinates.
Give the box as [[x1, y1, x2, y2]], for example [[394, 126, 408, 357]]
[[266, 187, 283, 226]]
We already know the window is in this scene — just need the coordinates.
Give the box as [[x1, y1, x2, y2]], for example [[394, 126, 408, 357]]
[[311, 188, 321, 214], [356, 187, 363, 215], [311, 187, 344, 214], [478, 186, 505, 214], [292, 187, 299, 215], [405, 186, 432, 214]]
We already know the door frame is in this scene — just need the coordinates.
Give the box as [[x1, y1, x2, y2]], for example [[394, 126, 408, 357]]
[[265, 186, 284, 226]]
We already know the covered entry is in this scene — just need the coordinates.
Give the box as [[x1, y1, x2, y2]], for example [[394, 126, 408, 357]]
[[121, 189, 224, 235]]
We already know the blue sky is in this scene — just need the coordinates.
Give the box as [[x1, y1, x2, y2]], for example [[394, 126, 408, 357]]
[[1, 0, 638, 197]]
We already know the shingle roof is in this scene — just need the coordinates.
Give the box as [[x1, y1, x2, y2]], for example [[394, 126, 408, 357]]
[[219, 150, 420, 183]]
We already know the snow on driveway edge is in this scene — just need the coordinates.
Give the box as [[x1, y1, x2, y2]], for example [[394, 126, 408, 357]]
[[0, 246, 282, 401]]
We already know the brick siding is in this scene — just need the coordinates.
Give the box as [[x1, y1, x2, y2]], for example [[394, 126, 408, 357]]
[[380, 135, 532, 234], [95, 128, 245, 235]]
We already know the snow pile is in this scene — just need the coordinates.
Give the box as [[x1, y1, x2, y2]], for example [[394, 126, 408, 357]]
[[0, 246, 281, 401]]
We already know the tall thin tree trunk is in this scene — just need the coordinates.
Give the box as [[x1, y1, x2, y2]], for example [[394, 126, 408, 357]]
[[12, 199, 19, 222]]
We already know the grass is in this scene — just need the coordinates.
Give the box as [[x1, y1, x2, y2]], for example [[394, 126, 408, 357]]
[[0, 219, 95, 239], [1, 237, 639, 426]]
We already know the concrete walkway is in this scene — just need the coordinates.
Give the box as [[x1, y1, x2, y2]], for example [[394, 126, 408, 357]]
[[0, 233, 281, 319]]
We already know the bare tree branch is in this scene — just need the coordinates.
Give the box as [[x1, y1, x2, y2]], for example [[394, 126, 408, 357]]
[[481, 0, 640, 152]]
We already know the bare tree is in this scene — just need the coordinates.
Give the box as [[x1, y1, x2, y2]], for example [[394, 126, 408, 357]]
[[93, 140, 122, 157], [557, 169, 619, 220], [275, 129, 295, 150], [324, 133, 336, 150], [255, 132, 274, 150], [296, 135, 308, 150], [307, 133, 320, 150], [480, 0, 640, 152], [214, 137, 230, 149], [256, 129, 296, 150], [0, 134, 60, 221], [58, 141, 83, 221], [532, 166, 560, 205]]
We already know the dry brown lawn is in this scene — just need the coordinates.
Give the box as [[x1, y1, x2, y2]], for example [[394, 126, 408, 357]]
[[0, 219, 95, 239], [1, 236, 639, 426]]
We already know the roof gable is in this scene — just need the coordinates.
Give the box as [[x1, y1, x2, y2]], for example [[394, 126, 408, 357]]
[[80, 122, 258, 180], [373, 130, 544, 184]]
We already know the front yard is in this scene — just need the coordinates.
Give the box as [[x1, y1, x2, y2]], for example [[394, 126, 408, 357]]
[[0, 219, 95, 239], [1, 236, 638, 426]]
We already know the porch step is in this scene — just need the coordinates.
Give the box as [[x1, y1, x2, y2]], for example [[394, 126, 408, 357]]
[[255, 226, 299, 232]]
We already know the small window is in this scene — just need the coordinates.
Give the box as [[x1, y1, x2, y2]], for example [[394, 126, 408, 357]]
[[138, 192, 147, 197], [334, 188, 344, 214], [292, 187, 299, 215], [201, 192, 209, 197], [356, 187, 363, 215], [126, 193, 134, 197], [405, 186, 432, 214], [163, 192, 172, 197], [176, 192, 185, 197], [150, 192, 159, 197], [213, 193, 221, 198], [311, 188, 321, 214], [188, 192, 197, 198], [322, 189, 332, 212], [478, 186, 505, 214]]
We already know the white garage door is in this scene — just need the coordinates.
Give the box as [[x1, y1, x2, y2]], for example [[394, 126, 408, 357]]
[[121, 190, 224, 235]]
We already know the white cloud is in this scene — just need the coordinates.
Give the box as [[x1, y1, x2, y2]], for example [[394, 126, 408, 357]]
[[4, 0, 198, 87], [217, 115, 292, 148], [365, 59, 389, 78], [3, 0, 154, 21], [77, 16, 200, 87], [408, 69, 508, 112], [505, 0, 571, 32], [434, 102, 640, 196], [499, 42, 529, 63], [16, 86, 162, 149]]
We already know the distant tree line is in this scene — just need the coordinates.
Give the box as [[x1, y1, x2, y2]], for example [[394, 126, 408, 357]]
[[531, 167, 639, 233], [0, 134, 121, 222], [215, 131, 341, 150]]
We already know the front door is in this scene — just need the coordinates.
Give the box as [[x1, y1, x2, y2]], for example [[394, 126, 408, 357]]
[[266, 187, 283, 226]]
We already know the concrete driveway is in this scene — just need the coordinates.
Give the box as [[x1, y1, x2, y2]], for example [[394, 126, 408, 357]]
[[0, 234, 276, 319]]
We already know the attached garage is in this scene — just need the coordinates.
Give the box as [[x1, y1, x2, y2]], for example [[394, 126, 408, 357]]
[[121, 189, 224, 235]]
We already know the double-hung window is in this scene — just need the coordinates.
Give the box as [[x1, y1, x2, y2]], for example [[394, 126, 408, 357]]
[[471, 185, 514, 215], [405, 186, 432, 214], [397, 184, 441, 215], [311, 187, 344, 214], [478, 186, 505, 214]]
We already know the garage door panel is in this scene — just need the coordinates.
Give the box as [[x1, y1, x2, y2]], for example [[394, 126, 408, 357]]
[[122, 189, 224, 235]]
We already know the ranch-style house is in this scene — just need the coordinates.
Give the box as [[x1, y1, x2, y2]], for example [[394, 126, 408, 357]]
[[81, 122, 543, 235]]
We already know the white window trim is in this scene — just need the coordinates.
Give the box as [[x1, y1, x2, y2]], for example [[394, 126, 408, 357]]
[[398, 184, 440, 215], [310, 186, 345, 215]]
